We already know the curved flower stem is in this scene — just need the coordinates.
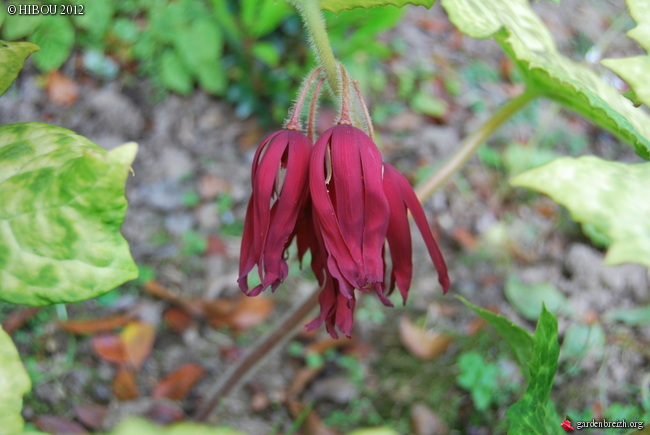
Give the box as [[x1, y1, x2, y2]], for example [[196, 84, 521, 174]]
[[338, 65, 352, 125], [194, 289, 321, 422], [290, 0, 339, 95], [352, 81, 375, 140], [308, 78, 326, 142], [286, 67, 322, 131], [415, 90, 540, 201]]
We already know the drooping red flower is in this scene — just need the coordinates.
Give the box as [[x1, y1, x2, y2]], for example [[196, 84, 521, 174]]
[[307, 123, 450, 337], [238, 129, 312, 296], [309, 124, 390, 300]]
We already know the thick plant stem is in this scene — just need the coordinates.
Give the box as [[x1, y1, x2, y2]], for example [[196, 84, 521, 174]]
[[194, 289, 321, 422], [291, 0, 339, 95], [415, 90, 539, 201]]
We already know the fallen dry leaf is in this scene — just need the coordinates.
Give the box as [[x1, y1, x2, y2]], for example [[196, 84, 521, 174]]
[[46, 71, 79, 106], [411, 402, 448, 435], [34, 415, 88, 434], [113, 368, 139, 400], [152, 363, 206, 400], [92, 334, 127, 365], [163, 307, 193, 333], [287, 366, 323, 398], [73, 403, 107, 431], [399, 316, 453, 360], [205, 295, 274, 331], [144, 281, 203, 316], [2, 307, 41, 334], [451, 226, 478, 251], [121, 321, 156, 370], [59, 315, 131, 335]]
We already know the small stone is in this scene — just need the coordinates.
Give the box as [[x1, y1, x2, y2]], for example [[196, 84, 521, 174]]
[[164, 212, 195, 235], [307, 376, 358, 404], [196, 204, 219, 230], [158, 148, 195, 180]]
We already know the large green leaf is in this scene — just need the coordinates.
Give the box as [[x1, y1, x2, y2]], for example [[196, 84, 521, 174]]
[[512, 156, 650, 269], [602, 0, 650, 107], [457, 296, 534, 381], [505, 305, 561, 434], [107, 417, 245, 435], [320, 0, 435, 13], [0, 122, 138, 305], [29, 15, 74, 72], [0, 40, 39, 97], [0, 326, 31, 435], [440, 0, 650, 159]]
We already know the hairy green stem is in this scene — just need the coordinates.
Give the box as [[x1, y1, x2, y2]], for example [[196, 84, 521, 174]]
[[415, 90, 540, 201], [290, 0, 340, 95]]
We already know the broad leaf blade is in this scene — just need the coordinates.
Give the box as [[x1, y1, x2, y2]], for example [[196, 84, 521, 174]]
[[0, 122, 138, 305], [0, 325, 31, 435], [320, 0, 434, 13], [602, 0, 650, 107], [457, 295, 534, 381], [441, 0, 650, 159], [505, 305, 561, 434], [0, 40, 39, 97], [512, 156, 650, 269]]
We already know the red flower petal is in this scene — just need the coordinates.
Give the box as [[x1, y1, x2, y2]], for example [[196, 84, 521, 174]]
[[385, 163, 450, 293], [355, 128, 389, 283], [382, 165, 413, 303]]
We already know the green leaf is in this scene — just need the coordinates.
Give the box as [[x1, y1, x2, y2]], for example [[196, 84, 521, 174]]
[[440, 0, 650, 159], [0, 122, 138, 305], [30, 15, 74, 72], [320, 0, 435, 13], [74, 0, 114, 40], [605, 305, 650, 326], [1, 11, 42, 40], [512, 156, 650, 269], [504, 275, 568, 321], [0, 325, 31, 435], [173, 18, 223, 72], [457, 351, 499, 411], [108, 417, 245, 435], [241, 0, 292, 38], [160, 49, 192, 95], [505, 305, 561, 434], [0, 40, 39, 97], [457, 295, 534, 381], [410, 91, 448, 117], [252, 42, 280, 68], [601, 0, 650, 107]]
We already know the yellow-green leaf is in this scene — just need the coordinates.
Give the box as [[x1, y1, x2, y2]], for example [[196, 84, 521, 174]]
[[441, 0, 650, 159], [602, 0, 650, 107], [512, 156, 650, 269], [320, 0, 434, 13], [0, 40, 39, 97], [0, 326, 31, 435], [0, 122, 138, 305], [107, 417, 245, 435]]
